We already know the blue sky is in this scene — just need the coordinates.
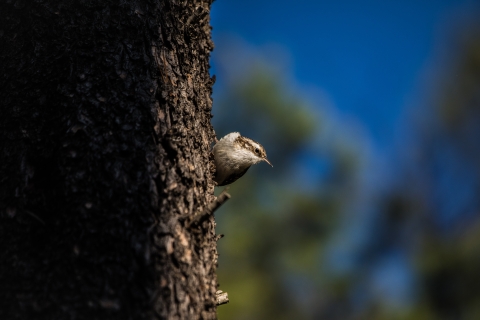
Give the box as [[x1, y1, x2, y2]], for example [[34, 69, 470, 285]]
[[210, 0, 478, 150]]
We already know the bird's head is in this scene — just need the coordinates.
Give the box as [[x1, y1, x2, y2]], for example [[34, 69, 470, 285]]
[[235, 135, 273, 167]]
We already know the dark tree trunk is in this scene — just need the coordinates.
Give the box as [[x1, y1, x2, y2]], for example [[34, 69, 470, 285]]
[[0, 1, 218, 319]]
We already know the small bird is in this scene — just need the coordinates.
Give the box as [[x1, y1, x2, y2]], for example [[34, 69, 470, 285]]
[[213, 132, 272, 186]]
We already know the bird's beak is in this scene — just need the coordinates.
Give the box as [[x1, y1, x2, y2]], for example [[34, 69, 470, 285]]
[[263, 158, 273, 167]]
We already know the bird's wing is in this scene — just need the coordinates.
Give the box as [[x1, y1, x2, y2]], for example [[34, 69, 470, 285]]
[[217, 166, 250, 186]]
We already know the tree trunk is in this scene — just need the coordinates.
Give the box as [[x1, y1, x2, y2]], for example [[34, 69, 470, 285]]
[[0, 1, 218, 319]]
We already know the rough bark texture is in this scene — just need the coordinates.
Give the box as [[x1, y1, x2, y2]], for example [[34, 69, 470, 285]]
[[0, 0, 217, 319]]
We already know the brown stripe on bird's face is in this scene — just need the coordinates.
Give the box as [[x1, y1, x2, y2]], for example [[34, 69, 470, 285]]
[[235, 135, 268, 158]]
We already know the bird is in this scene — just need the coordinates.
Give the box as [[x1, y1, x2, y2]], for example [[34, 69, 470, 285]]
[[213, 132, 272, 186]]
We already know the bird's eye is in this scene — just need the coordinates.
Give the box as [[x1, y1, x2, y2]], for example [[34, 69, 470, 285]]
[[255, 148, 259, 154]]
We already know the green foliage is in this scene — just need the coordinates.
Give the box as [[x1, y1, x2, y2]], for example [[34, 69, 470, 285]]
[[237, 66, 317, 146]]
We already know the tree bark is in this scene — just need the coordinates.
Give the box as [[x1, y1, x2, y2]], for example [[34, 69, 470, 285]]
[[0, 1, 217, 319]]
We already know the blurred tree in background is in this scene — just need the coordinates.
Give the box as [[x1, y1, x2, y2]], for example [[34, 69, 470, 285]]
[[212, 13, 480, 320], [398, 17, 480, 320]]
